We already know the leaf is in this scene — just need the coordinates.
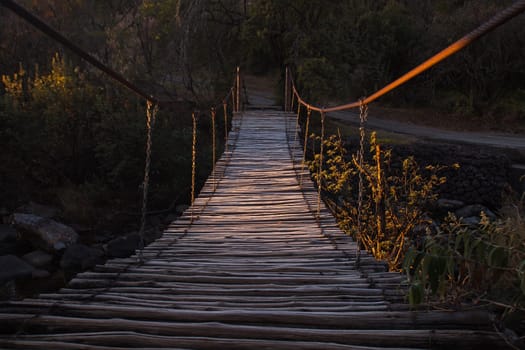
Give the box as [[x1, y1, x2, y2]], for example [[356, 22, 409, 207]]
[[428, 256, 446, 294], [408, 282, 424, 305], [518, 260, 525, 276], [488, 246, 507, 268], [521, 273, 525, 296]]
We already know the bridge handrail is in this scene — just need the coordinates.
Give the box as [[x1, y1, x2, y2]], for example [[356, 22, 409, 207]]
[[285, 0, 525, 114]]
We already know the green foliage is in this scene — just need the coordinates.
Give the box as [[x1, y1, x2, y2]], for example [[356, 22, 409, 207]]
[[403, 195, 525, 314], [242, 0, 525, 123], [0, 53, 223, 230], [296, 57, 336, 104], [309, 131, 446, 270]]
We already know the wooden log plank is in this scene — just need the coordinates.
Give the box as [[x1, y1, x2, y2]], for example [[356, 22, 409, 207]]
[[0, 302, 496, 330], [0, 315, 506, 348]]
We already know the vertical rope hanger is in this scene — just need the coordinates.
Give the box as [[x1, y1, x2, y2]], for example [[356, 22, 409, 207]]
[[316, 111, 326, 218], [223, 102, 229, 153], [300, 107, 312, 187], [292, 103, 301, 165], [211, 107, 217, 191], [290, 90, 296, 113], [138, 100, 158, 263], [356, 100, 368, 266], [191, 111, 197, 223]]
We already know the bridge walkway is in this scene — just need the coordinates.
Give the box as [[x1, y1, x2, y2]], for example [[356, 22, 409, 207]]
[[0, 110, 507, 349]]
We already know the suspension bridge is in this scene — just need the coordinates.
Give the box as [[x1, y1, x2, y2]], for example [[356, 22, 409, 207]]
[[0, 106, 511, 349], [2, 0, 525, 348]]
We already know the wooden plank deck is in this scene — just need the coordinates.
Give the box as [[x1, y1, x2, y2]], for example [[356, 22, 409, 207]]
[[0, 111, 508, 349]]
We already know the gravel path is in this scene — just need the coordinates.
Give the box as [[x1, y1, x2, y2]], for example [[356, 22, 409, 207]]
[[330, 110, 525, 152]]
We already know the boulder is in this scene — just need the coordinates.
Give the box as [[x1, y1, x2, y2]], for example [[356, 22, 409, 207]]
[[22, 250, 54, 268], [0, 242, 18, 256], [175, 204, 190, 215], [461, 216, 481, 226], [436, 199, 465, 212], [17, 202, 59, 219], [32, 269, 51, 279], [60, 244, 105, 280], [163, 214, 179, 225], [0, 255, 35, 283], [11, 213, 78, 252], [0, 224, 17, 243], [105, 233, 141, 258], [455, 204, 496, 220]]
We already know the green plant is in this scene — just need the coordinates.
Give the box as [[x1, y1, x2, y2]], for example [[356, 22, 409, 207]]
[[310, 131, 446, 270], [403, 194, 525, 314]]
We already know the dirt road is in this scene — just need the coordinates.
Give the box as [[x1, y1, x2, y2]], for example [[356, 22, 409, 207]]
[[330, 110, 525, 152]]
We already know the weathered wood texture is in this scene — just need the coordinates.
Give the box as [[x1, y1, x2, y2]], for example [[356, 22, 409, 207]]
[[0, 111, 509, 349]]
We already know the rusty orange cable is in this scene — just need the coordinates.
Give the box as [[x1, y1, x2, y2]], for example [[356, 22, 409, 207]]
[[290, 0, 525, 113]]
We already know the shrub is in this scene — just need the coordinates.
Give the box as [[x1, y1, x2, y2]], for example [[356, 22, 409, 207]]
[[403, 194, 525, 313], [309, 131, 446, 270]]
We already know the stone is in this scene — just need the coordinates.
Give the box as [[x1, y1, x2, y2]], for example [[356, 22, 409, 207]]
[[17, 202, 59, 219], [0, 255, 35, 283], [0, 242, 18, 256], [32, 269, 51, 279], [105, 233, 141, 258], [0, 224, 18, 243], [60, 244, 105, 280], [455, 204, 496, 219], [22, 250, 54, 268], [461, 216, 481, 226], [436, 199, 465, 212], [163, 214, 179, 225], [11, 213, 79, 252], [0, 280, 17, 300], [175, 204, 190, 215]]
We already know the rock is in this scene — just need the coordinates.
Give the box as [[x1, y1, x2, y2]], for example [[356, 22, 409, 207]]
[[163, 214, 179, 225], [17, 202, 59, 219], [461, 216, 481, 226], [175, 204, 189, 215], [105, 233, 141, 258], [0, 242, 18, 256], [11, 213, 78, 252], [60, 244, 105, 280], [32, 269, 51, 279], [0, 280, 17, 300], [22, 250, 54, 268], [0, 224, 18, 243], [436, 199, 465, 212], [0, 255, 35, 283], [455, 204, 496, 219]]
